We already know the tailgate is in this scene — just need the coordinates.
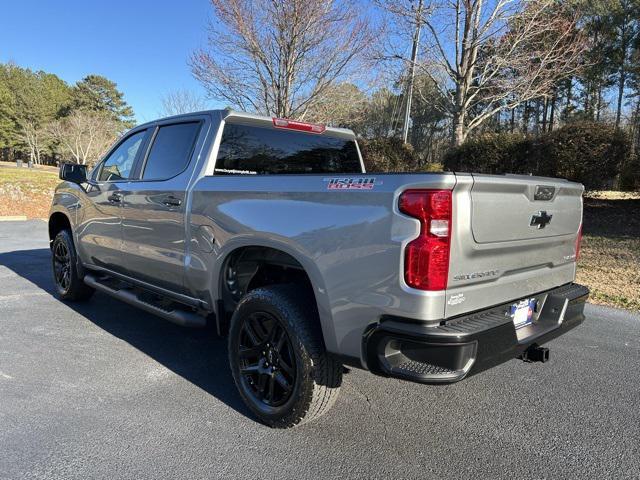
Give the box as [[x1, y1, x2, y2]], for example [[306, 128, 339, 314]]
[[470, 174, 582, 243], [445, 174, 583, 318]]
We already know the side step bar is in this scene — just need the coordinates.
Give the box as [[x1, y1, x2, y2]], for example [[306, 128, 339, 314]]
[[83, 274, 206, 328]]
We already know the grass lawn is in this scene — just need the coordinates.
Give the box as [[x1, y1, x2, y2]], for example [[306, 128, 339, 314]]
[[577, 191, 640, 312], [0, 164, 637, 311], [0, 164, 60, 219]]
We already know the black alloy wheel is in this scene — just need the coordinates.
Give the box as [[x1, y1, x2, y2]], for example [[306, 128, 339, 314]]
[[228, 285, 343, 428], [51, 229, 94, 301], [237, 311, 296, 407], [53, 239, 72, 293]]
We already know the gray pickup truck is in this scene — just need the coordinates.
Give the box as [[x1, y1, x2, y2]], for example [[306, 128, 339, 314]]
[[49, 109, 589, 428]]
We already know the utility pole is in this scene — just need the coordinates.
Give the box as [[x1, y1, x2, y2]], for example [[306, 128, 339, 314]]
[[402, 0, 424, 144]]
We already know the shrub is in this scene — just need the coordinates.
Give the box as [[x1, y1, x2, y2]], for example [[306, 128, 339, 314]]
[[619, 154, 640, 191], [535, 122, 628, 190], [443, 122, 631, 190], [359, 137, 420, 172], [443, 132, 531, 174]]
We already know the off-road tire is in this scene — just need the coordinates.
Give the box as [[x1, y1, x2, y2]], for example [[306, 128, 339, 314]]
[[228, 285, 342, 428], [51, 229, 95, 301]]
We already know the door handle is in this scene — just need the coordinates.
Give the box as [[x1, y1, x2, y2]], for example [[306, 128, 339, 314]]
[[162, 195, 182, 207], [108, 193, 122, 203]]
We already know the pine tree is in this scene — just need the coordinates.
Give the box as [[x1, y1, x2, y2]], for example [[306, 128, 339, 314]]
[[71, 75, 135, 127]]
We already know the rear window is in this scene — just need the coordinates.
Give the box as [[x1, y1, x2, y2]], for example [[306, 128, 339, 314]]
[[214, 123, 361, 175], [142, 122, 201, 180]]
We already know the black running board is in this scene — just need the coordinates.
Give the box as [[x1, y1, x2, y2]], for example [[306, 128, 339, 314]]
[[83, 274, 206, 328]]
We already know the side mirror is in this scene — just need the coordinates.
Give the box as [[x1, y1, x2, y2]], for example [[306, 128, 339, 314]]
[[59, 163, 88, 184]]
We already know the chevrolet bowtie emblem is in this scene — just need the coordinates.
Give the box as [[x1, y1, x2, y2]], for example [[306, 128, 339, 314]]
[[530, 211, 553, 229]]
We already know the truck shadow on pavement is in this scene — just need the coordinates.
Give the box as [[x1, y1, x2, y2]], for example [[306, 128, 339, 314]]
[[0, 247, 253, 419]]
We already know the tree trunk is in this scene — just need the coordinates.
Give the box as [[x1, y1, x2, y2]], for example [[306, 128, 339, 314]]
[[565, 78, 573, 120], [549, 90, 556, 132], [635, 100, 640, 155], [632, 99, 640, 154], [523, 101, 529, 134], [510, 107, 515, 133], [452, 115, 466, 146], [616, 12, 628, 128], [616, 68, 625, 127], [452, 82, 467, 146], [542, 97, 548, 132], [584, 79, 590, 116], [596, 81, 602, 122]]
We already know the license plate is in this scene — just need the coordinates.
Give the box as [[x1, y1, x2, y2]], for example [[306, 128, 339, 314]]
[[510, 299, 536, 329]]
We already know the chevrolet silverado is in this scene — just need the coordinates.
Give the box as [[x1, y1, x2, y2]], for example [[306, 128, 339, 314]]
[[49, 110, 589, 428]]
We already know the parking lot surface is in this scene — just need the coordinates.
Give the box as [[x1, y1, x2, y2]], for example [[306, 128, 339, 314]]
[[1, 220, 639, 479]]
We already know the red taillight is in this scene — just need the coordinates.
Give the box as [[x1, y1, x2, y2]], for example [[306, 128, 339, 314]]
[[399, 190, 452, 291], [575, 225, 583, 262], [272, 117, 326, 134]]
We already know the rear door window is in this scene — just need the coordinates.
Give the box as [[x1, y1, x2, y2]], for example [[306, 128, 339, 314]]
[[214, 123, 361, 175], [141, 122, 201, 180]]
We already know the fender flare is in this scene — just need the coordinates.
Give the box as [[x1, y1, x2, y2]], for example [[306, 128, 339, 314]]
[[214, 235, 338, 353]]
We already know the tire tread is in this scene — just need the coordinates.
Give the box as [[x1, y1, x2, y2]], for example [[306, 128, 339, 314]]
[[229, 284, 342, 428], [52, 229, 94, 302]]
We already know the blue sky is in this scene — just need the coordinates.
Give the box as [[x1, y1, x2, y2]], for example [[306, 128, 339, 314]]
[[0, 0, 225, 123]]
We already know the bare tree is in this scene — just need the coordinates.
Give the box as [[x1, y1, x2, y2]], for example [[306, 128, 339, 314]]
[[190, 0, 373, 119], [304, 83, 369, 127], [380, 0, 587, 145], [160, 89, 209, 116], [47, 111, 120, 166], [19, 120, 46, 164]]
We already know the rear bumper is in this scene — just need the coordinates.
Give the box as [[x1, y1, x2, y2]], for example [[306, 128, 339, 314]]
[[364, 283, 589, 384]]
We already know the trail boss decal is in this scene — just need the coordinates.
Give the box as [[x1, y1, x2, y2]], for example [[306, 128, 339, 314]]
[[325, 177, 378, 190]]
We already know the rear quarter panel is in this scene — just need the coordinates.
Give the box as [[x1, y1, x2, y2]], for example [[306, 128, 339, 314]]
[[188, 173, 456, 360]]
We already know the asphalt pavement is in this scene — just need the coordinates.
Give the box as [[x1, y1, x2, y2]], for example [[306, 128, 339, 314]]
[[1, 220, 638, 479]]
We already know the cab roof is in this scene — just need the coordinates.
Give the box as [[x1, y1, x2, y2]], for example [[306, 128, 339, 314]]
[[136, 109, 357, 141]]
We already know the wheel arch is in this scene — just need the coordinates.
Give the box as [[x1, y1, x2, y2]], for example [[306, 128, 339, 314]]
[[48, 211, 72, 245], [215, 240, 337, 353]]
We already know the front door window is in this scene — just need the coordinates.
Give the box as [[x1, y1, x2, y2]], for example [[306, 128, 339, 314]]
[[98, 131, 146, 182]]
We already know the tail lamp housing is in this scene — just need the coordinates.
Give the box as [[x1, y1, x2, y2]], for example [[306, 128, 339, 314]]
[[399, 190, 452, 291]]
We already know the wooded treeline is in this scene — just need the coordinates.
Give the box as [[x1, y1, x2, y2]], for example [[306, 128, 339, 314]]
[[3, 0, 640, 188], [0, 63, 134, 166], [190, 0, 640, 188]]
